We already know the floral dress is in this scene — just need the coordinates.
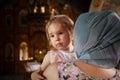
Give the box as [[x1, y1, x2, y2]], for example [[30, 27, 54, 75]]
[[58, 62, 81, 80], [58, 62, 120, 80], [49, 50, 80, 80]]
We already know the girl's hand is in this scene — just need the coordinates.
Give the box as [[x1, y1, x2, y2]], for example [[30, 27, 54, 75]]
[[31, 68, 46, 80]]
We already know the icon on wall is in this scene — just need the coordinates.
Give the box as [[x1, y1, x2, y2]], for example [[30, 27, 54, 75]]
[[19, 9, 28, 27], [19, 42, 29, 61], [102, 0, 120, 16], [5, 43, 14, 61], [5, 15, 13, 27]]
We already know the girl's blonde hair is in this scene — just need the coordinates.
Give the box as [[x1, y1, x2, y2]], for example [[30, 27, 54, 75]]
[[45, 15, 74, 49]]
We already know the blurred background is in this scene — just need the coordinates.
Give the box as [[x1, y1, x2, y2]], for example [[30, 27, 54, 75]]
[[0, 0, 120, 80]]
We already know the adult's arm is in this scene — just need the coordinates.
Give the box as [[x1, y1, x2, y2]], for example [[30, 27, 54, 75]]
[[75, 61, 116, 79]]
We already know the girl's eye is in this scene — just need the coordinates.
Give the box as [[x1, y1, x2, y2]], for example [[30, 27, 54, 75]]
[[59, 32, 63, 35], [50, 35, 54, 38]]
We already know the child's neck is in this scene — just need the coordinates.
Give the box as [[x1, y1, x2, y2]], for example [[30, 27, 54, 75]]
[[59, 45, 74, 53]]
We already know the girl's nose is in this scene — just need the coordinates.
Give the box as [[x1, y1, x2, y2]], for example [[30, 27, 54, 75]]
[[55, 35, 59, 41]]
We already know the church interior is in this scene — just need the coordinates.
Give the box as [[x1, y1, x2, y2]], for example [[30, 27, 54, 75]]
[[0, 0, 120, 80]]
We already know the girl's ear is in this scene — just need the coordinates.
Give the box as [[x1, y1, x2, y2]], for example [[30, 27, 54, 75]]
[[71, 32, 74, 41], [71, 34, 74, 45], [70, 33, 74, 43]]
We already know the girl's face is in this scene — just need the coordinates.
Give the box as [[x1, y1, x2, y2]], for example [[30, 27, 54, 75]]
[[48, 23, 72, 52]]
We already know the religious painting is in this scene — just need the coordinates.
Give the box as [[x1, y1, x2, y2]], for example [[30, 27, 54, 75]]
[[5, 43, 14, 61], [5, 15, 13, 27], [102, 0, 120, 16], [19, 9, 28, 26], [19, 42, 29, 61]]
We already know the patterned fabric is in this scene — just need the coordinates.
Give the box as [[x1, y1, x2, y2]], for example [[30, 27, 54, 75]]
[[58, 62, 81, 80], [58, 62, 120, 80], [74, 10, 120, 68]]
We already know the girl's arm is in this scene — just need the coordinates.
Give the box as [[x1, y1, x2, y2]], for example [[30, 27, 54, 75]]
[[31, 52, 51, 80], [40, 52, 51, 71]]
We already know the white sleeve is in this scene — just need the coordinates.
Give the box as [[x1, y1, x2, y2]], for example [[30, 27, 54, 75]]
[[49, 50, 54, 63]]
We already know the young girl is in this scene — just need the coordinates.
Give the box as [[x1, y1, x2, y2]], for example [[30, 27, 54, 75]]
[[41, 10, 120, 80], [31, 15, 81, 80]]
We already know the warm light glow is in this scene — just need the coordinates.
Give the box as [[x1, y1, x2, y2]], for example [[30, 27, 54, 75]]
[[19, 42, 28, 61], [34, 6, 38, 13], [27, 57, 33, 60], [39, 51, 42, 54], [41, 6, 45, 13], [50, 8, 55, 19]]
